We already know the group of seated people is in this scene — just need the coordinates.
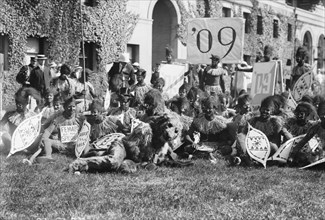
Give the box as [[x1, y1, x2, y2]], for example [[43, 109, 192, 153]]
[[1, 64, 325, 173]]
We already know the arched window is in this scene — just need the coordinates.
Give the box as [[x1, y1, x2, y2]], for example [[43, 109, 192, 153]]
[[317, 34, 325, 70], [303, 31, 313, 64]]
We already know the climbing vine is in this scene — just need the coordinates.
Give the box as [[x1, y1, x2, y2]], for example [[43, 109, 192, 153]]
[[0, 0, 138, 106]]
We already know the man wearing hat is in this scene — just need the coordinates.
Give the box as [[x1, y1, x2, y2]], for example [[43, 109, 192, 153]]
[[29, 54, 51, 97], [16, 56, 37, 86], [107, 53, 135, 92], [202, 54, 227, 95]]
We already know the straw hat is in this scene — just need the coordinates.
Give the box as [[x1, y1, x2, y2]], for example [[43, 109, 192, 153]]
[[36, 54, 47, 60], [118, 53, 130, 63]]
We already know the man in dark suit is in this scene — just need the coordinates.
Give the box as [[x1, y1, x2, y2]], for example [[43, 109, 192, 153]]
[[107, 53, 135, 93], [29, 54, 51, 97], [16, 56, 37, 86]]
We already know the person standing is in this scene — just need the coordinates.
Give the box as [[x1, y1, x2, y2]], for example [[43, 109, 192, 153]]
[[29, 54, 51, 97], [202, 55, 227, 95], [107, 53, 135, 92], [290, 46, 312, 90], [16, 56, 37, 86]]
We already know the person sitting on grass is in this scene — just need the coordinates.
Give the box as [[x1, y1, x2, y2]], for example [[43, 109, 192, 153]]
[[168, 84, 191, 116], [288, 101, 325, 167], [40, 88, 62, 121], [231, 96, 293, 166], [36, 97, 84, 162], [153, 77, 169, 103], [186, 87, 207, 118], [284, 102, 318, 137], [87, 100, 118, 143], [0, 87, 41, 154], [107, 87, 137, 135], [74, 68, 96, 111], [130, 68, 152, 108], [176, 96, 229, 163], [216, 92, 236, 118]]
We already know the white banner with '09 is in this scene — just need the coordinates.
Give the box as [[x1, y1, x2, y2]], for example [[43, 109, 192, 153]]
[[187, 18, 245, 64]]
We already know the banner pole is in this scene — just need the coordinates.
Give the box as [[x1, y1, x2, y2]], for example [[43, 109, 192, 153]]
[[80, 1, 87, 111]]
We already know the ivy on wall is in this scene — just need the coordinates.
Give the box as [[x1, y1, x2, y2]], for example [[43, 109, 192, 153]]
[[0, 0, 138, 106], [83, 0, 138, 71]]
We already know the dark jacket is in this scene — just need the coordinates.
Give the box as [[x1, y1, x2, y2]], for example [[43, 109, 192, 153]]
[[108, 62, 135, 92], [16, 64, 35, 86], [29, 66, 51, 97]]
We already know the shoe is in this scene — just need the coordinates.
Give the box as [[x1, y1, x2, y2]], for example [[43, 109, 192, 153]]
[[144, 163, 157, 171], [234, 157, 241, 166], [163, 159, 193, 167], [22, 159, 32, 166]]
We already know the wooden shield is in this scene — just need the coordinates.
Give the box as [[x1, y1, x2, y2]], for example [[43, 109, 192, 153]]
[[292, 71, 313, 102], [92, 133, 125, 150], [245, 123, 271, 168], [269, 135, 305, 163]]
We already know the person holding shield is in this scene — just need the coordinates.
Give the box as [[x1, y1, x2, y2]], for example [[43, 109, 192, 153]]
[[290, 46, 312, 90], [0, 87, 41, 153], [36, 97, 84, 162], [202, 55, 227, 95], [288, 101, 325, 167], [284, 102, 317, 137]]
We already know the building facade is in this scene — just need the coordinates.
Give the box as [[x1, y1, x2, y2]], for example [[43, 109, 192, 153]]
[[126, 0, 325, 75], [0, 0, 324, 74]]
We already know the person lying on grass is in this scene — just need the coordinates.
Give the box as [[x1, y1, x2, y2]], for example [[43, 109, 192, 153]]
[[288, 101, 325, 167], [0, 87, 41, 154], [36, 97, 84, 162]]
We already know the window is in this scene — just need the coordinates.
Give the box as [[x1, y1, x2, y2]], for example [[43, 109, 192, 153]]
[[243, 12, 251, 34], [127, 44, 139, 64], [0, 35, 9, 70], [80, 42, 96, 70], [257, 16, 263, 35], [273, 20, 279, 38], [243, 55, 251, 65], [287, 24, 292, 41], [222, 7, 231, 17]]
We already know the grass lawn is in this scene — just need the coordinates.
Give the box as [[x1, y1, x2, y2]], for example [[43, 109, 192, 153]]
[[1, 153, 325, 220]]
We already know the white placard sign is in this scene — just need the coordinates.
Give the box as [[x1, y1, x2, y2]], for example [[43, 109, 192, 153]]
[[75, 121, 91, 158], [60, 125, 79, 143], [8, 112, 43, 157], [187, 18, 245, 64], [159, 64, 186, 99], [250, 61, 277, 106]]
